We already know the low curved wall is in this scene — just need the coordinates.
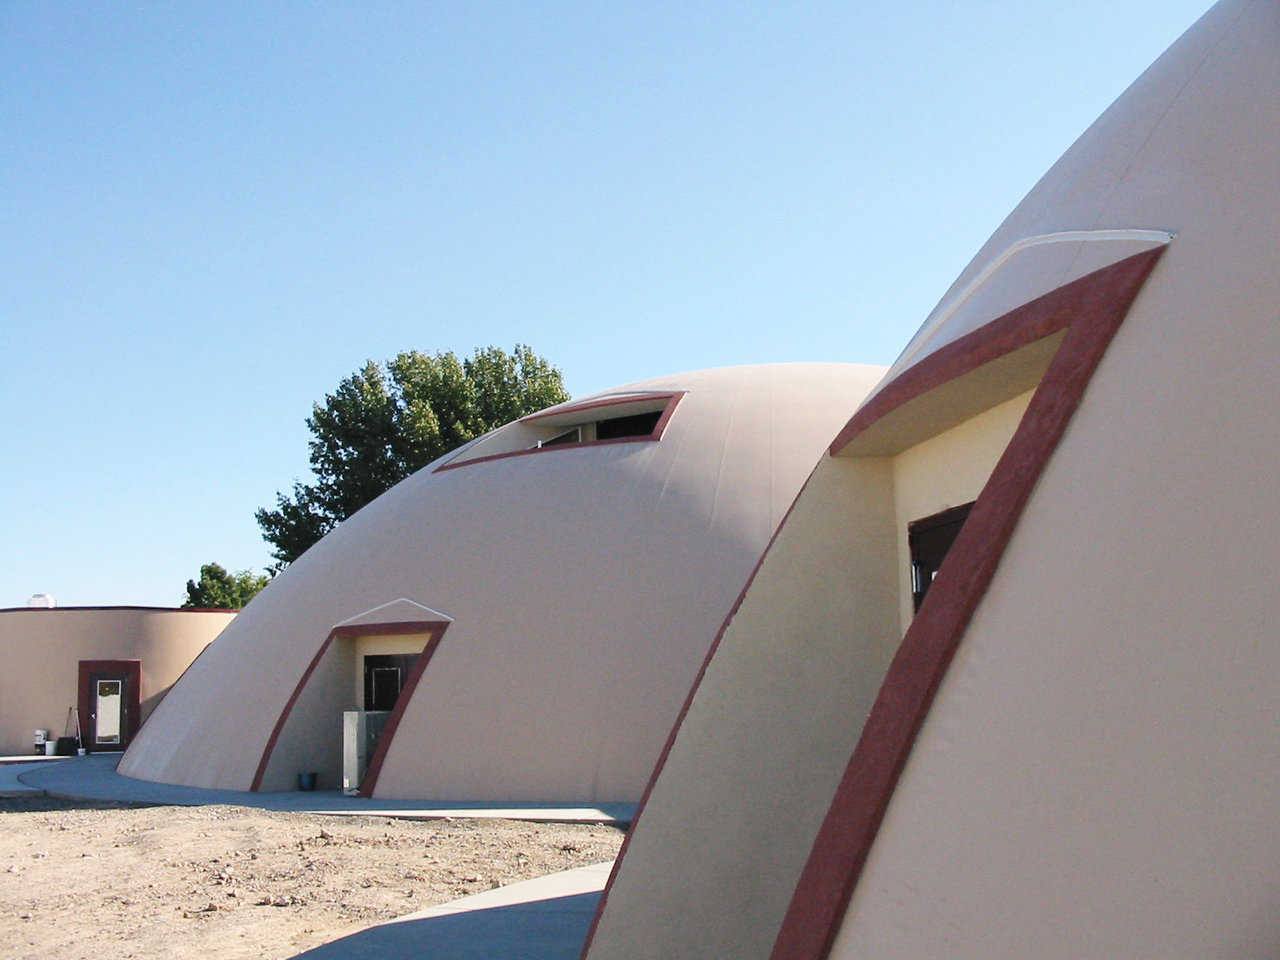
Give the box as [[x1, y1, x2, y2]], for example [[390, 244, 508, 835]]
[[0, 607, 234, 756]]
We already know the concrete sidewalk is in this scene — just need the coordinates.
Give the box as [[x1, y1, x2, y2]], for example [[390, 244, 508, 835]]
[[288, 861, 612, 959], [0, 759, 61, 797], [15, 754, 635, 824], [0, 754, 72, 765]]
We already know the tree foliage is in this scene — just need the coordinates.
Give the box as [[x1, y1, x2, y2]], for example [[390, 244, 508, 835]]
[[255, 344, 569, 569], [182, 563, 269, 609]]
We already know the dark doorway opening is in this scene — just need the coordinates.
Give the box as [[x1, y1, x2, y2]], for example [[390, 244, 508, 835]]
[[77, 660, 142, 752], [363, 654, 418, 711], [909, 502, 974, 613]]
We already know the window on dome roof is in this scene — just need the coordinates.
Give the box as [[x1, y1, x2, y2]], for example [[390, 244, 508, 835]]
[[596, 410, 662, 440], [530, 410, 663, 450], [439, 391, 681, 470], [538, 427, 581, 448]]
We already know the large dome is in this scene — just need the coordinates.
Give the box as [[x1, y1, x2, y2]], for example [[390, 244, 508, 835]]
[[582, 3, 1280, 958], [120, 362, 885, 801]]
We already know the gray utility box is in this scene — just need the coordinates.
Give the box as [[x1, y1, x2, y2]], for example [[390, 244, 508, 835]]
[[342, 710, 390, 795]]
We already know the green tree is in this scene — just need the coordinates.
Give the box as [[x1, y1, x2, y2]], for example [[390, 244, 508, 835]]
[[256, 344, 569, 569], [182, 563, 270, 609]]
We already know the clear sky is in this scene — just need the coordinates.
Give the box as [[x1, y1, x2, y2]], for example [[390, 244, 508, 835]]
[[1, 1, 1210, 607]]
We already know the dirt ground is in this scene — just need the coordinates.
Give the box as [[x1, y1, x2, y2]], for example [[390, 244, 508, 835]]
[[0, 796, 624, 960]]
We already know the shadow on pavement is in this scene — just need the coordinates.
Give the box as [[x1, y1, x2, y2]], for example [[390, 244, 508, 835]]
[[0, 795, 158, 813], [289, 891, 601, 960]]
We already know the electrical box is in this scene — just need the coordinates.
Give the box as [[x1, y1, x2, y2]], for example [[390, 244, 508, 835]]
[[342, 710, 390, 795]]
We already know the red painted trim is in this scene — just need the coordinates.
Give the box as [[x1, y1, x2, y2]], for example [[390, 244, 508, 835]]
[[519, 391, 678, 423], [579, 249, 1163, 960], [769, 248, 1164, 960], [648, 389, 683, 440], [828, 272, 1095, 457], [0, 606, 239, 614], [578, 435, 830, 958], [250, 633, 337, 791], [907, 501, 975, 535], [356, 624, 451, 797], [433, 392, 685, 473], [73, 615, 230, 754], [249, 618, 450, 793], [331, 620, 446, 639], [77, 659, 142, 752]]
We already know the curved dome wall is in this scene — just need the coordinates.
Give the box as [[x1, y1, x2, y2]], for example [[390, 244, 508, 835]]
[[583, 2, 1280, 958], [0, 606, 233, 756], [120, 363, 886, 800]]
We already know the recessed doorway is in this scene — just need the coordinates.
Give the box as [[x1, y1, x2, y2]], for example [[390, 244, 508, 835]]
[[363, 653, 417, 712]]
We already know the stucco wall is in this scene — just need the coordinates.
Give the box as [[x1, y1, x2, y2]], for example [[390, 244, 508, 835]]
[[585, 455, 901, 959], [891, 390, 1032, 631], [587, 384, 1040, 959], [0, 608, 232, 756], [252, 634, 354, 792], [820, 2, 1280, 955], [254, 629, 439, 793], [830, 248, 1280, 959], [120, 364, 888, 801]]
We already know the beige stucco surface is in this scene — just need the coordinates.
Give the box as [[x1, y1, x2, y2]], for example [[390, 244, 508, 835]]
[[585, 394, 1033, 959], [0, 608, 232, 756], [891, 390, 1031, 631], [120, 364, 886, 800], [585, 455, 902, 960], [591, 1, 1280, 956], [258, 624, 440, 792], [828, 4, 1280, 954]]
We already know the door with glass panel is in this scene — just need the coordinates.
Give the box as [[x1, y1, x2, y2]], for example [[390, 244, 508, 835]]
[[77, 660, 142, 752]]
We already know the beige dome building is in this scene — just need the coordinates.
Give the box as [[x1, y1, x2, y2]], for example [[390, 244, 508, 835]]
[[119, 363, 885, 801], [583, 2, 1280, 958]]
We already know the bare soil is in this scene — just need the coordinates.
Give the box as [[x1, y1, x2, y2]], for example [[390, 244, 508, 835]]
[[0, 797, 624, 960]]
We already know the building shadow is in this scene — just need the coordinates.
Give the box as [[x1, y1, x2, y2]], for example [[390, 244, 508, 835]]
[[0, 795, 157, 813], [289, 890, 601, 960]]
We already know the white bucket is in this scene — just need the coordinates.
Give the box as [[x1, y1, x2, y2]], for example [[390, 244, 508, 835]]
[[44, 741, 56, 756]]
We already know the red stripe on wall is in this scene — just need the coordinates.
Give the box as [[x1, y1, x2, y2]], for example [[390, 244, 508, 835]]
[[250, 618, 450, 793], [770, 248, 1164, 960], [356, 624, 451, 797]]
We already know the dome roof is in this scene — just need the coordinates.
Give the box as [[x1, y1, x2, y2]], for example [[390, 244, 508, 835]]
[[120, 362, 886, 800]]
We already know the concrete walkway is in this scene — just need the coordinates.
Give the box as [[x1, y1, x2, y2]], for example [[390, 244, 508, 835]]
[[15, 754, 635, 824], [0, 754, 71, 765], [0, 759, 60, 797], [288, 861, 612, 959]]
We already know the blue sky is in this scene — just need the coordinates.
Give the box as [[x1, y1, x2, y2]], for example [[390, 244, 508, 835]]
[[0, 1, 1210, 606]]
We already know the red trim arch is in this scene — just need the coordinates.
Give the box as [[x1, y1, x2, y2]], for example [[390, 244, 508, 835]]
[[353, 623, 450, 797], [250, 618, 451, 794], [578, 247, 1164, 960], [771, 247, 1164, 960]]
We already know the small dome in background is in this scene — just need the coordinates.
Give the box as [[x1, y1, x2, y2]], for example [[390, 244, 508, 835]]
[[26, 594, 55, 608]]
